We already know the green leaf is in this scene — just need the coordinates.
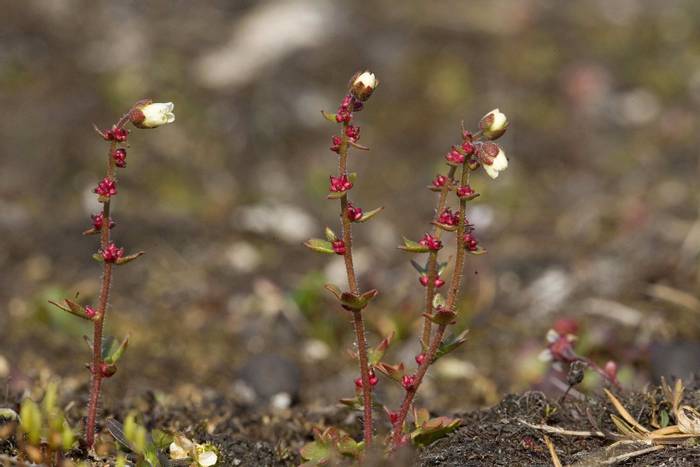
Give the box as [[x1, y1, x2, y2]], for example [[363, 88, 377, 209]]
[[375, 362, 406, 382], [92, 253, 104, 263], [324, 227, 337, 242], [399, 237, 430, 253], [467, 246, 487, 255], [413, 407, 430, 429], [48, 298, 92, 320], [434, 330, 469, 362], [410, 416, 461, 447], [660, 410, 670, 428], [368, 331, 394, 366], [321, 110, 338, 122], [339, 289, 378, 311], [324, 284, 342, 301], [151, 429, 173, 450], [115, 251, 145, 266], [102, 335, 129, 364], [424, 309, 456, 326], [356, 206, 383, 223], [432, 222, 457, 232], [327, 191, 346, 199], [437, 261, 449, 276], [304, 239, 335, 254], [410, 259, 427, 275], [300, 440, 331, 463]]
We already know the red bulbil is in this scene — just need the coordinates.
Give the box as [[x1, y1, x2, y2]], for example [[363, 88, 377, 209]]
[[461, 141, 475, 155], [101, 243, 124, 263], [112, 127, 128, 142], [346, 203, 363, 222], [332, 239, 346, 255], [355, 370, 378, 388], [113, 148, 127, 168], [445, 147, 465, 164], [419, 233, 443, 251], [345, 125, 361, 142], [330, 135, 342, 153], [462, 233, 479, 251], [415, 354, 426, 366], [85, 305, 97, 319], [419, 275, 445, 288], [432, 174, 448, 188], [355, 377, 363, 388], [457, 185, 475, 199], [604, 360, 618, 382], [91, 213, 114, 231], [401, 374, 416, 390], [329, 175, 353, 193], [99, 362, 117, 378], [387, 410, 400, 425], [438, 207, 459, 226], [94, 178, 117, 198]]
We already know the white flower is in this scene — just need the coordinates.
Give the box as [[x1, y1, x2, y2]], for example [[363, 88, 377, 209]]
[[350, 71, 379, 101], [131, 101, 175, 129], [194, 443, 219, 466], [169, 436, 194, 460], [480, 143, 508, 179], [479, 108, 508, 140]]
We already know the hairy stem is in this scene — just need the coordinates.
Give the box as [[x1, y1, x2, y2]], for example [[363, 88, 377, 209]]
[[85, 111, 130, 447], [338, 120, 373, 445], [421, 165, 458, 348]]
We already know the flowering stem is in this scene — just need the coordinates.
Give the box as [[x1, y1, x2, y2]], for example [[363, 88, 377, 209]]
[[421, 165, 457, 348], [85, 112, 130, 448], [392, 163, 471, 448], [338, 120, 373, 445]]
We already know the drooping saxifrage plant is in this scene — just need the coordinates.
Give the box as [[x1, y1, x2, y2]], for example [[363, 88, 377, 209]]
[[303, 71, 382, 453], [301, 83, 512, 462], [387, 108, 509, 449], [49, 100, 175, 448]]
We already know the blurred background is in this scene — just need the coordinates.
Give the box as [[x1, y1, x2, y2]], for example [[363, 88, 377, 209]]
[[2, 0, 700, 416]]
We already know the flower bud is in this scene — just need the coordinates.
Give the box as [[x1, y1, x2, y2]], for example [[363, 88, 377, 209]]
[[330, 135, 342, 153], [113, 148, 127, 168], [478, 142, 508, 179], [419, 233, 442, 251], [85, 305, 97, 319], [346, 203, 363, 222], [349, 71, 378, 102], [99, 362, 117, 378], [101, 243, 125, 263], [415, 354, 426, 366], [445, 147, 465, 165], [432, 174, 448, 188], [456, 185, 475, 199], [329, 175, 353, 193], [130, 102, 175, 129], [479, 108, 508, 140], [94, 177, 118, 199], [112, 127, 129, 142], [332, 239, 346, 255], [401, 374, 416, 390]]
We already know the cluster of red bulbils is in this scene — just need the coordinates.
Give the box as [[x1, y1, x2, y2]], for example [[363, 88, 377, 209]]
[[354, 369, 378, 389]]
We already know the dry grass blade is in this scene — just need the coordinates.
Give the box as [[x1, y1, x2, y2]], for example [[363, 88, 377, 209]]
[[600, 445, 664, 465], [543, 435, 563, 467], [518, 419, 605, 438], [609, 415, 648, 442], [604, 389, 649, 434]]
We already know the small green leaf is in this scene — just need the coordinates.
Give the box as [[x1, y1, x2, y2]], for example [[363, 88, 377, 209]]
[[410, 259, 427, 274], [356, 206, 383, 223], [151, 429, 173, 450], [327, 191, 346, 199], [467, 246, 487, 255], [437, 261, 449, 276], [424, 309, 457, 326], [115, 251, 145, 265], [368, 331, 394, 366], [321, 110, 338, 122], [434, 329, 469, 362], [324, 284, 342, 301], [348, 141, 369, 151], [48, 298, 92, 320], [660, 410, 669, 428], [399, 237, 430, 253], [324, 227, 337, 242], [413, 407, 430, 429], [432, 222, 457, 232], [92, 253, 104, 262], [103, 335, 129, 364], [339, 289, 378, 311], [304, 239, 335, 254], [410, 416, 461, 447], [375, 362, 406, 382], [347, 172, 358, 184], [300, 440, 331, 463]]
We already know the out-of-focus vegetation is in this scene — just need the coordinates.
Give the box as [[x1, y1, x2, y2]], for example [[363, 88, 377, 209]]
[[2, 0, 700, 413]]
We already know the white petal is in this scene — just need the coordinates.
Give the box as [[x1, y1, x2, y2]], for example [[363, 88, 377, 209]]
[[197, 450, 218, 466], [546, 329, 560, 343], [169, 441, 189, 460], [491, 149, 508, 171]]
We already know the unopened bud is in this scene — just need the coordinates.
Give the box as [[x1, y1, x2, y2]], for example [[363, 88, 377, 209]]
[[130, 101, 175, 129], [479, 108, 508, 140], [350, 71, 379, 102]]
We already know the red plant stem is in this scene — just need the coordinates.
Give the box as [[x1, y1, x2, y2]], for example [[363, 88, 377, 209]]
[[391, 163, 472, 447], [421, 165, 458, 348], [85, 112, 130, 448], [338, 118, 373, 446]]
